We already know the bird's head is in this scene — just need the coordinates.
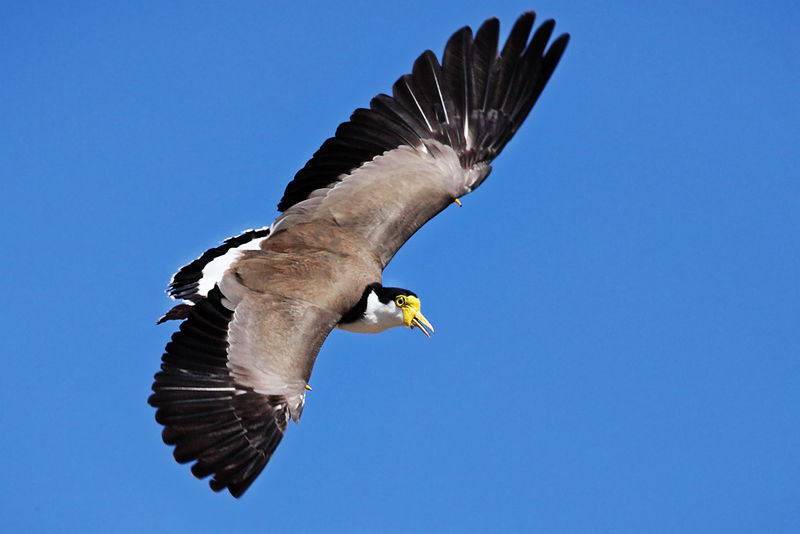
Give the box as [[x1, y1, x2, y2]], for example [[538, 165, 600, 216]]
[[337, 284, 434, 337], [385, 288, 434, 337]]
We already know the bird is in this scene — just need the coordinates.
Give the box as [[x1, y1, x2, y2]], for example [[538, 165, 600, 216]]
[[149, 11, 568, 497]]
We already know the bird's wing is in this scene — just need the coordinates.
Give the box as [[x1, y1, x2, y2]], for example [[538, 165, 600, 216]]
[[151, 12, 568, 498], [166, 227, 271, 303], [272, 12, 568, 268], [149, 263, 346, 497]]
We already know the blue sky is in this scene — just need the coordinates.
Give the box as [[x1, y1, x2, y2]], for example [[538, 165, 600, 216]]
[[2, 1, 798, 532]]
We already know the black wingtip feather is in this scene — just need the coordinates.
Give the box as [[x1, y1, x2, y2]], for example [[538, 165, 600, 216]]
[[277, 12, 568, 212], [500, 11, 535, 58], [150, 287, 289, 497]]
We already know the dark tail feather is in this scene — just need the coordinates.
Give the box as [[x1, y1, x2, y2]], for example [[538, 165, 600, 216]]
[[166, 227, 270, 303]]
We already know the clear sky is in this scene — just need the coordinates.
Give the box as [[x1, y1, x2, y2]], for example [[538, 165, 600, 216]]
[[2, 1, 798, 532]]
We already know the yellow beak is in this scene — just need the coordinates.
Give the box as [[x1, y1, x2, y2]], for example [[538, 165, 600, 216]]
[[401, 296, 435, 338]]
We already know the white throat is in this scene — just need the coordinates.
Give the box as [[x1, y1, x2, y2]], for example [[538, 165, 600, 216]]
[[336, 291, 404, 334]]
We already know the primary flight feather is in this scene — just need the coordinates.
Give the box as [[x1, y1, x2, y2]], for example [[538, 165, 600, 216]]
[[150, 11, 568, 497]]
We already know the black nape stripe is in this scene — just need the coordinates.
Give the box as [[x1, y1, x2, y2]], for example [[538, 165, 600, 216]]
[[339, 283, 380, 324], [167, 227, 270, 302], [277, 12, 568, 212]]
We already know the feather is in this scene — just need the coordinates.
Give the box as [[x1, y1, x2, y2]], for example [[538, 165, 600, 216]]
[[277, 12, 568, 212]]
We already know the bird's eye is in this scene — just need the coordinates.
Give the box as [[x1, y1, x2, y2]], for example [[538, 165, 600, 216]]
[[395, 296, 405, 307]]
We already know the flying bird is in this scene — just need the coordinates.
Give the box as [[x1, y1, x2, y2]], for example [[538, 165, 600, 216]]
[[150, 11, 568, 497]]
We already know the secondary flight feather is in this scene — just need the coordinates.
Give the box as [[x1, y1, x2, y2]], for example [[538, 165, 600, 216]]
[[150, 11, 568, 497]]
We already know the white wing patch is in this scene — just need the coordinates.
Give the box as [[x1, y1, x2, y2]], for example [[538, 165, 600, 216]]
[[194, 236, 268, 299]]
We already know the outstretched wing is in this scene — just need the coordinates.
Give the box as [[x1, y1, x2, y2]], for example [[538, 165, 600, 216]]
[[150, 280, 341, 497], [151, 239, 376, 496], [273, 12, 568, 267]]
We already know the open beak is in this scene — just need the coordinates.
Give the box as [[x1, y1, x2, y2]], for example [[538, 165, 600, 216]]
[[410, 312, 434, 338], [402, 296, 435, 338]]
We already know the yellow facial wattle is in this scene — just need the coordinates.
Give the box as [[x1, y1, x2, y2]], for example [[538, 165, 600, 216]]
[[397, 295, 434, 337]]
